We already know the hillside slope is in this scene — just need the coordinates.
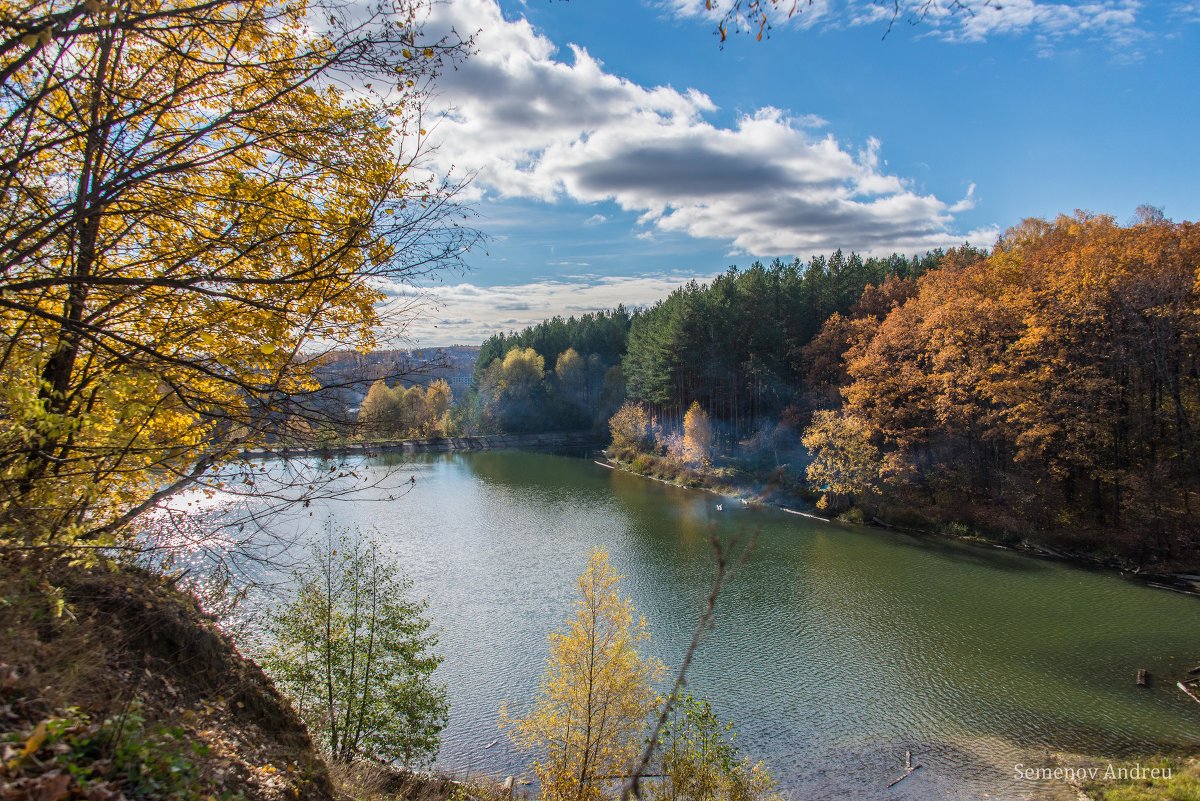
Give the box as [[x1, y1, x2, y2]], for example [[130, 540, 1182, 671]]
[[1, 555, 335, 801]]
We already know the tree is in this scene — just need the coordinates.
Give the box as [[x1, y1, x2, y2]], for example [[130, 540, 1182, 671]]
[[424, 379, 453, 435], [477, 347, 548, 432], [682, 402, 713, 467], [818, 215, 1200, 561], [358, 380, 403, 438], [263, 531, 448, 767], [556, 347, 589, 410], [801, 410, 881, 511], [0, 0, 476, 545], [504, 549, 663, 801], [652, 694, 780, 801], [609, 401, 652, 455]]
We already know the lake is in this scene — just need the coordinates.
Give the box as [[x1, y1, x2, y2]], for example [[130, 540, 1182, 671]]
[[228, 449, 1200, 800]]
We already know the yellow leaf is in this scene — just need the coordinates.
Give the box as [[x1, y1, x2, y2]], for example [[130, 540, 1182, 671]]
[[22, 721, 47, 757], [260, 343, 276, 355]]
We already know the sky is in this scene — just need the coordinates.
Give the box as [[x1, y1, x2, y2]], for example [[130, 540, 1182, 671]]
[[385, 0, 1200, 346]]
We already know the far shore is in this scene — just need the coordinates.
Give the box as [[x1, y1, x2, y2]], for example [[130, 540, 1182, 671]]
[[241, 431, 605, 460], [597, 452, 1200, 599]]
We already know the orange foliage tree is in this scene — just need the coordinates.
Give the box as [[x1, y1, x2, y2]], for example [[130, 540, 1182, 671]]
[[804, 213, 1200, 565]]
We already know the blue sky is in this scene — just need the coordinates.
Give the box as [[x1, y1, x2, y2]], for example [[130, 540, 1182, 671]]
[[390, 0, 1200, 346]]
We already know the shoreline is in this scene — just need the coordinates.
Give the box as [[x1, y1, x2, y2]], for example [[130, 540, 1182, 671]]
[[241, 431, 604, 459], [596, 453, 1200, 599]]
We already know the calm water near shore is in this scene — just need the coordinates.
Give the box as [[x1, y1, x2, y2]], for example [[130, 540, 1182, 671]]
[[236, 450, 1200, 800]]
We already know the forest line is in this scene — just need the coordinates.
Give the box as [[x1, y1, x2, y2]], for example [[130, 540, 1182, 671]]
[[461, 212, 1200, 570]]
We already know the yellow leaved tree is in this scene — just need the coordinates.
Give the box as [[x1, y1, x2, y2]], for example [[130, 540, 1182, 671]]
[[681, 401, 713, 467], [0, 0, 476, 545], [504, 549, 663, 801]]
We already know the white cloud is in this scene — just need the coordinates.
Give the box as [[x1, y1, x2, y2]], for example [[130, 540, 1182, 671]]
[[379, 274, 715, 345], [425, 0, 996, 258], [664, 0, 1144, 52], [1172, 1, 1200, 21], [921, 0, 1140, 43], [584, 213, 607, 225]]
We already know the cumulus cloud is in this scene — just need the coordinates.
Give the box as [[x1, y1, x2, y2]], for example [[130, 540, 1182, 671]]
[[425, 0, 996, 257], [380, 274, 715, 345]]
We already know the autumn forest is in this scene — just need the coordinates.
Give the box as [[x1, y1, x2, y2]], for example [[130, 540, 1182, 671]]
[[469, 213, 1200, 570]]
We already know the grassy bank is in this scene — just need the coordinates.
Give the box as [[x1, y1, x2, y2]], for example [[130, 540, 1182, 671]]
[[1084, 757, 1200, 801], [1, 554, 335, 800]]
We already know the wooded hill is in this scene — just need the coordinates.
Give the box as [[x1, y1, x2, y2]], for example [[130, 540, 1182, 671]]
[[471, 213, 1200, 568]]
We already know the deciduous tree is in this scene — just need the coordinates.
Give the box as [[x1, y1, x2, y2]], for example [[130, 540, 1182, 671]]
[[609, 402, 652, 456], [801, 410, 881, 511], [682, 402, 713, 467], [0, 0, 475, 545], [504, 549, 663, 801], [264, 531, 448, 767], [651, 694, 780, 801]]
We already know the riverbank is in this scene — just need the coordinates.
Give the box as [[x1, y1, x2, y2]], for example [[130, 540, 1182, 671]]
[[243, 431, 604, 460], [0, 553, 521, 801], [1083, 755, 1200, 800], [599, 451, 1200, 597]]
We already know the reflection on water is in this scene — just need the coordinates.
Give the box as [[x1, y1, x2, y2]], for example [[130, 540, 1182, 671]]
[[210, 450, 1199, 801]]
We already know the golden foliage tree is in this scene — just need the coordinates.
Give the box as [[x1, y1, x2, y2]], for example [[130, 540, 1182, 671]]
[[424, 379, 453, 436], [555, 347, 589, 411], [478, 347, 546, 432], [801, 410, 881, 511], [0, 0, 475, 543], [358, 379, 454, 439], [504, 549, 662, 801], [359, 380, 403, 438], [608, 401, 652, 455], [681, 401, 713, 467]]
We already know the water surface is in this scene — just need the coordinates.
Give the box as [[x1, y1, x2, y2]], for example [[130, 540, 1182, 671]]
[[242, 450, 1200, 800]]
